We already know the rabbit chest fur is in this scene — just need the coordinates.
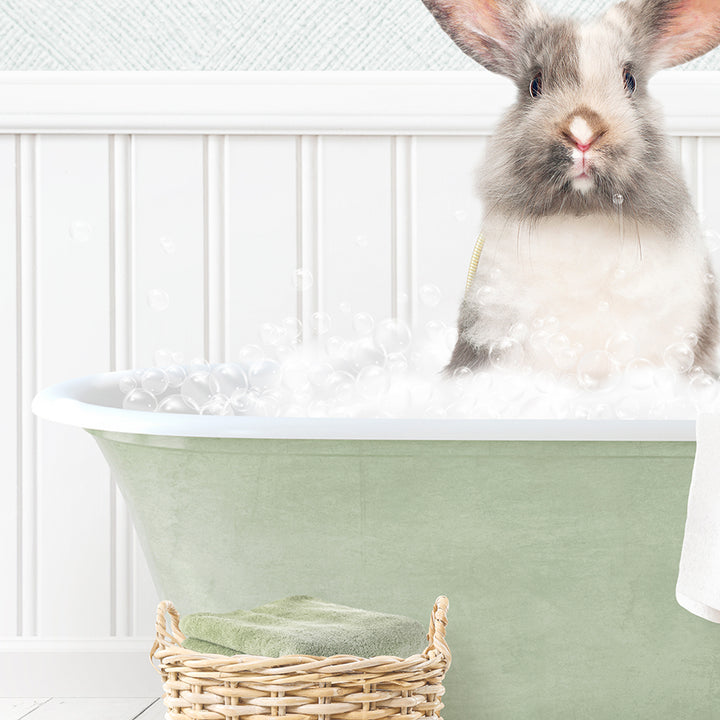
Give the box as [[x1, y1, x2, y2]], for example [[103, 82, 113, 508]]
[[462, 213, 712, 371]]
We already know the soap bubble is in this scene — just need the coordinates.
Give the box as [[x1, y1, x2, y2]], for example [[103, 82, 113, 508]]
[[554, 345, 580, 373], [293, 268, 314, 291], [682, 332, 699, 348], [443, 326, 459, 351], [419, 284, 442, 308], [625, 358, 654, 390], [472, 285, 496, 305], [230, 388, 255, 414], [509, 322, 530, 342], [282, 317, 302, 342], [612, 193, 624, 206], [238, 344, 265, 364], [118, 374, 137, 395], [327, 371, 355, 403], [153, 348, 174, 367], [543, 316, 560, 333], [325, 335, 349, 360], [703, 229, 720, 252], [122, 388, 157, 412], [308, 362, 334, 388], [374, 318, 412, 354], [157, 394, 196, 414], [689, 372, 718, 405], [546, 333, 570, 357], [282, 357, 311, 391], [489, 337, 525, 372], [69, 220, 91, 243], [339, 301, 352, 314], [248, 359, 282, 390], [577, 350, 612, 390], [200, 394, 233, 416], [147, 289, 169, 311], [663, 342, 695, 374], [159, 235, 176, 254], [356, 365, 390, 400], [260, 322, 284, 347], [181, 371, 220, 407], [311, 312, 332, 335], [386, 352, 409, 374], [425, 320, 445, 341], [212, 363, 249, 396], [352, 312, 375, 336], [165, 364, 187, 388], [254, 390, 283, 417], [450, 366, 474, 396], [141, 368, 168, 395], [189, 357, 211, 372], [350, 339, 386, 370], [606, 332, 636, 367]]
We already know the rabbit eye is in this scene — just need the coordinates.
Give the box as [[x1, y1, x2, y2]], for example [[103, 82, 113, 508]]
[[529, 71, 543, 98], [623, 68, 636, 95]]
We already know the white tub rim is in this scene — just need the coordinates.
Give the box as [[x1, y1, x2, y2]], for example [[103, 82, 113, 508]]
[[30, 370, 699, 442]]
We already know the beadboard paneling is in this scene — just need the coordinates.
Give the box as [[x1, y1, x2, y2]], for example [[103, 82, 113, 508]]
[[132, 135, 206, 367], [0, 135, 18, 637], [319, 136, 394, 339], [225, 135, 299, 355], [35, 135, 112, 636]]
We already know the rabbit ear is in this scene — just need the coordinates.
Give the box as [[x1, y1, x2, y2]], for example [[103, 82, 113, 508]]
[[631, 0, 720, 68], [421, 0, 542, 78]]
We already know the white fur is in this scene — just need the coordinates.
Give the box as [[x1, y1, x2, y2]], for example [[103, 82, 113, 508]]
[[466, 213, 707, 371], [568, 116, 593, 145]]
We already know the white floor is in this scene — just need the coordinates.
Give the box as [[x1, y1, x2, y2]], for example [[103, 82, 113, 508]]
[[0, 698, 164, 719]]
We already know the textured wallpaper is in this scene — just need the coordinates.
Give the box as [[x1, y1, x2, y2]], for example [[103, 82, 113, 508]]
[[0, 0, 717, 71]]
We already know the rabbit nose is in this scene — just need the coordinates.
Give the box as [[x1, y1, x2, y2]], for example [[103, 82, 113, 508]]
[[563, 112, 606, 152]]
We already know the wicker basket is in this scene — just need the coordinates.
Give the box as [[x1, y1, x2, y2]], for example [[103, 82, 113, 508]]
[[151, 596, 451, 719]]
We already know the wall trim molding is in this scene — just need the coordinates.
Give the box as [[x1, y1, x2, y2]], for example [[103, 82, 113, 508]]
[[0, 71, 718, 135], [0, 638, 158, 696]]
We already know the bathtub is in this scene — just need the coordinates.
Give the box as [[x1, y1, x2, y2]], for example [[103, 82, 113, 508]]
[[32, 369, 720, 719]]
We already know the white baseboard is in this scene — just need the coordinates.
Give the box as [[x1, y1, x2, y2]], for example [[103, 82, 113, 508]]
[[0, 638, 160, 696]]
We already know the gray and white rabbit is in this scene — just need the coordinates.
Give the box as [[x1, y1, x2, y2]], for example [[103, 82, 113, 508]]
[[421, 0, 720, 376]]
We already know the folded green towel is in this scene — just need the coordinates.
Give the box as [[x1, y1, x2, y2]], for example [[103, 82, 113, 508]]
[[179, 595, 426, 658], [182, 636, 242, 656]]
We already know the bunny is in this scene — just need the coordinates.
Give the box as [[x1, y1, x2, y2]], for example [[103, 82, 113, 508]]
[[421, 0, 720, 377]]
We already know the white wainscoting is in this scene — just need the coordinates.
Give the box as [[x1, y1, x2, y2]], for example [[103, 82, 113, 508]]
[[1, 71, 719, 695]]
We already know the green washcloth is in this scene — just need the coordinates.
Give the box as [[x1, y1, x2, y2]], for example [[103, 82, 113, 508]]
[[182, 636, 242, 656], [179, 595, 427, 658]]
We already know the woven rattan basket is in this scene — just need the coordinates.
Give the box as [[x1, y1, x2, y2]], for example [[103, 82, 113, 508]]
[[151, 596, 451, 719]]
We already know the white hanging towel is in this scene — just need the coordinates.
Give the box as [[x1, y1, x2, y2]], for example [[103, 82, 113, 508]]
[[676, 413, 720, 622]]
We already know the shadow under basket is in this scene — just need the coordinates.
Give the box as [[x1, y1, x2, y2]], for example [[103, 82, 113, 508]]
[[151, 596, 451, 719]]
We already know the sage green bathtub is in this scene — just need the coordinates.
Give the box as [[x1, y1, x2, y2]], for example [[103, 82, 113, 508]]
[[90, 430, 719, 720]]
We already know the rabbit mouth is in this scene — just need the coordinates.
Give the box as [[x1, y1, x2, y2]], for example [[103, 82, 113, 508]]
[[568, 147, 597, 192], [570, 166, 595, 193]]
